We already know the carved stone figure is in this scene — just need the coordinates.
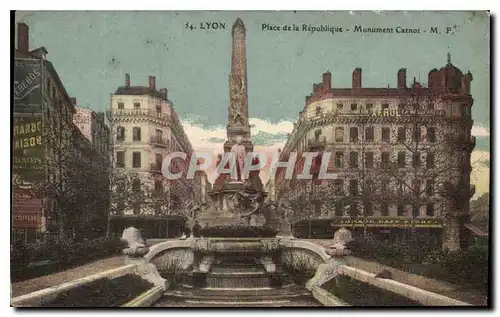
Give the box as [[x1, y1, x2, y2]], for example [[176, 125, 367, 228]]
[[230, 136, 247, 181], [326, 227, 353, 256], [229, 76, 246, 126], [121, 227, 149, 257]]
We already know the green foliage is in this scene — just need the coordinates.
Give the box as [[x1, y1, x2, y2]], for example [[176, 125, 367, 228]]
[[347, 236, 489, 294], [199, 225, 277, 238], [11, 237, 125, 282], [281, 252, 318, 285]]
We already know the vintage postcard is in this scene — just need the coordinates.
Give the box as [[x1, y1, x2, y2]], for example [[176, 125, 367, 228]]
[[11, 11, 490, 307]]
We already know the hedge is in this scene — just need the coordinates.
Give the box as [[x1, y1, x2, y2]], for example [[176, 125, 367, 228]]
[[11, 237, 125, 282], [346, 236, 489, 294]]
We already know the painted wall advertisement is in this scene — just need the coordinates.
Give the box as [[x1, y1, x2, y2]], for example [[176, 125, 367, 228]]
[[14, 59, 43, 114], [13, 60, 45, 229]]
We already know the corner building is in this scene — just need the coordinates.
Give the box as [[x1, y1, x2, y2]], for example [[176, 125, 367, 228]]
[[275, 56, 475, 250], [107, 74, 201, 238]]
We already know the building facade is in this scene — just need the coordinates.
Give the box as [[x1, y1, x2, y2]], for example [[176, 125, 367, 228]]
[[13, 23, 77, 243], [275, 57, 475, 250], [71, 102, 111, 239], [107, 74, 202, 238]]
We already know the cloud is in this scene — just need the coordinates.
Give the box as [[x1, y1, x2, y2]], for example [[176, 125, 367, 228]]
[[472, 126, 490, 137]]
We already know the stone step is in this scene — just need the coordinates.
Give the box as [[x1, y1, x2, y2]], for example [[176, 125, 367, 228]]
[[206, 273, 271, 289], [210, 266, 264, 273], [155, 296, 322, 307], [165, 285, 312, 301]]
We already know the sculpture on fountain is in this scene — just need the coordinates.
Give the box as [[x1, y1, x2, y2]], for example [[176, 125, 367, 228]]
[[230, 136, 247, 182]]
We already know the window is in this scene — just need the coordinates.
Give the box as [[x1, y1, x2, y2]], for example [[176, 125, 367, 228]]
[[335, 203, 344, 216], [351, 103, 357, 111], [412, 205, 419, 217], [133, 202, 140, 215], [364, 202, 374, 216], [349, 152, 359, 168], [155, 129, 163, 140], [397, 127, 406, 142], [427, 127, 436, 143], [365, 152, 374, 168], [335, 127, 344, 142], [116, 126, 125, 141], [413, 179, 421, 195], [365, 127, 374, 142], [397, 179, 404, 194], [350, 127, 358, 142], [154, 179, 163, 192], [132, 152, 141, 168], [335, 152, 344, 168], [382, 103, 389, 110], [398, 103, 405, 113], [134, 102, 141, 109], [413, 126, 422, 142], [413, 153, 421, 168], [315, 106, 322, 116], [333, 179, 344, 195], [132, 179, 141, 192], [117, 102, 124, 110], [461, 105, 468, 117], [426, 179, 434, 196], [427, 102, 434, 110], [337, 103, 343, 111], [426, 152, 435, 168], [426, 203, 435, 216], [382, 179, 390, 192], [349, 203, 358, 217], [397, 204, 405, 216], [381, 152, 390, 169], [365, 179, 374, 193], [155, 153, 163, 169], [349, 179, 359, 196], [133, 127, 141, 141], [116, 151, 125, 167], [397, 151, 406, 168], [366, 103, 374, 111], [314, 129, 322, 141], [382, 127, 390, 142], [381, 203, 389, 216]]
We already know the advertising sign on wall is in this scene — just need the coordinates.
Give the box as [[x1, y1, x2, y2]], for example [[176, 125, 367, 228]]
[[14, 59, 43, 114]]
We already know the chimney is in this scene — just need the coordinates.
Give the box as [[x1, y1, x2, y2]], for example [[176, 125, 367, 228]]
[[397, 68, 407, 89], [70, 97, 77, 105], [322, 71, 332, 90], [313, 83, 320, 94], [125, 73, 130, 87], [148, 76, 156, 91], [17, 23, 29, 53], [352, 68, 362, 88]]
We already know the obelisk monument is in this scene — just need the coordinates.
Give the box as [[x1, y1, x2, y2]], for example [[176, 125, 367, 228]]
[[224, 18, 253, 153]]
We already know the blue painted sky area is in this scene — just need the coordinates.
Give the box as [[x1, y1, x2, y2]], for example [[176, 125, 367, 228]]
[[15, 11, 490, 150]]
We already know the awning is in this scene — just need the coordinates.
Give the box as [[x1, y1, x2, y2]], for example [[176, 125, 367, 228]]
[[464, 223, 489, 237]]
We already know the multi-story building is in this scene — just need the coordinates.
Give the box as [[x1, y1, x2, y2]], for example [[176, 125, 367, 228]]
[[107, 74, 202, 238], [13, 23, 76, 243], [275, 56, 475, 250], [71, 100, 111, 239]]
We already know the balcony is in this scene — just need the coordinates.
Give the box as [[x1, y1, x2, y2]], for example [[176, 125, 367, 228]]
[[150, 136, 169, 148], [106, 109, 171, 122], [307, 136, 327, 151]]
